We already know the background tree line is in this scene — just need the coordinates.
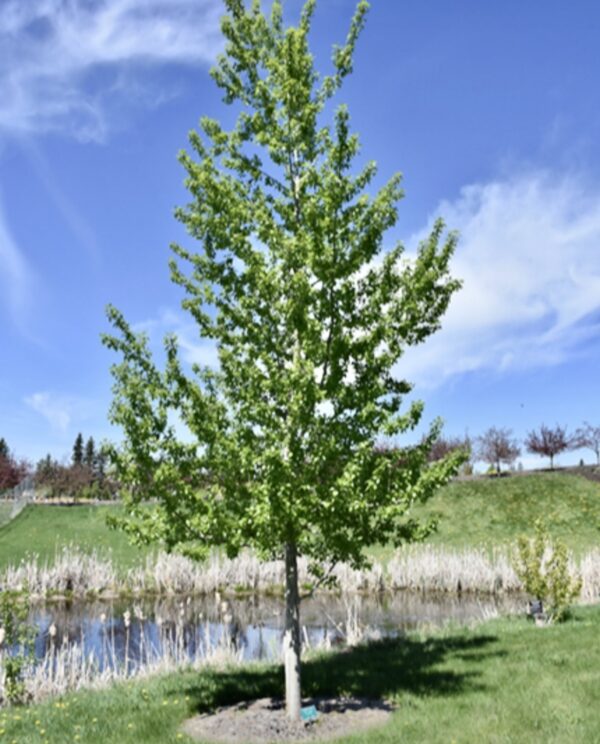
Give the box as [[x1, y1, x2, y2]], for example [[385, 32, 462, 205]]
[[34, 433, 116, 500], [1, 420, 599, 496], [425, 422, 600, 474], [0, 434, 117, 499]]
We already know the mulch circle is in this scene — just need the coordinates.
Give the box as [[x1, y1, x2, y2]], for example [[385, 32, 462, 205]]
[[180, 697, 393, 743]]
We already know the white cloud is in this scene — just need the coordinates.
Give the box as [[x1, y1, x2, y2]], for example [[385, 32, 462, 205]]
[[24, 392, 72, 431], [0, 0, 223, 141], [399, 170, 600, 387], [0, 195, 33, 326], [134, 307, 219, 369]]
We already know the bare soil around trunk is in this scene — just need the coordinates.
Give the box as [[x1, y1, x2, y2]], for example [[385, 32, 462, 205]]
[[180, 696, 393, 743]]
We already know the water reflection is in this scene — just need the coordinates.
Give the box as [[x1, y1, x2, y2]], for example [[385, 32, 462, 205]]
[[30, 592, 523, 672]]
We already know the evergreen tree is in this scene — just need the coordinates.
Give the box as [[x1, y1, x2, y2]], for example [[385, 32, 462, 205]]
[[84, 437, 96, 470], [104, 0, 463, 718], [95, 446, 107, 482], [72, 433, 84, 466], [0, 438, 9, 460]]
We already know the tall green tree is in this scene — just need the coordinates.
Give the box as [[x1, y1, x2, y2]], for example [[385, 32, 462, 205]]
[[84, 437, 96, 470], [104, 0, 463, 719], [0, 438, 9, 460], [72, 433, 84, 466]]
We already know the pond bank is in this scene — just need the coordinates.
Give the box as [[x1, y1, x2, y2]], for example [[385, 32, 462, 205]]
[[2, 544, 598, 602], [0, 604, 599, 742]]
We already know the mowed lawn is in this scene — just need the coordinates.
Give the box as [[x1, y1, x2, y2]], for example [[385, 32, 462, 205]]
[[1, 605, 599, 743], [0, 472, 598, 571], [0, 504, 155, 571]]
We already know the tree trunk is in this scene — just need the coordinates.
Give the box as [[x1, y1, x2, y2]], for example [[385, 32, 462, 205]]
[[284, 541, 302, 721], [550, 454, 554, 470]]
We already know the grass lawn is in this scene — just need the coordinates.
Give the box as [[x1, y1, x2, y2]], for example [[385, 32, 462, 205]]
[[1, 604, 599, 743], [0, 504, 155, 571]]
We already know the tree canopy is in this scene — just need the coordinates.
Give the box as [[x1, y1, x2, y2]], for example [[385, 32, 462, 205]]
[[104, 0, 463, 718]]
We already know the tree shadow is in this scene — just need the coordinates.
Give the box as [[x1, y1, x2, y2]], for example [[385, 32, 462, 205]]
[[185, 631, 502, 713]]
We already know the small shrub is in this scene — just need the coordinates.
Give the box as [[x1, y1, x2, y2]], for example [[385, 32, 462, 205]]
[[514, 520, 582, 622], [0, 591, 35, 704]]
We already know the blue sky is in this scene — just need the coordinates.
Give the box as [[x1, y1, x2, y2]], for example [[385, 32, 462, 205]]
[[1, 0, 600, 469]]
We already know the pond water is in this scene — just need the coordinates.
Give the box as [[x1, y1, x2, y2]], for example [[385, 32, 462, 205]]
[[29, 592, 523, 672]]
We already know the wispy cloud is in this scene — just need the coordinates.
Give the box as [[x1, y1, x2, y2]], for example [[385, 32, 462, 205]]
[[134, 307, 219, 369], [0, 194, 34, 327], [24, 392, 72, 431], [0, 0, 223, 141], [400, 170, 600, 387]]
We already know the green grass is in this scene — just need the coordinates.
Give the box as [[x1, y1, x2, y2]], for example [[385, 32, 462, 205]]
[[1, 605, 600, 743], [0, 502, 13, 527], [0, 504, 155, 571], [368, 471, 600, 562], [418, 472, 600, 552]]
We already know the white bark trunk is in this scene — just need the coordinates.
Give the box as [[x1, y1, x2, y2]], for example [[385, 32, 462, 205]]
[[284, 541, 301, 721]]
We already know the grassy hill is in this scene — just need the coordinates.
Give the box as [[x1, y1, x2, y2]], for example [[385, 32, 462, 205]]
[[0, 471, 598, 571], [0, 503, 154, 571], [414, 471, 600, 553]]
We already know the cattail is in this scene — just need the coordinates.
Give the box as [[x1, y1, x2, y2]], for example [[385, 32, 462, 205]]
[[99, 613, 107, 624], [48, 623, 57, 638], [123, 610, 131, 628], [134, 605, 144, 621]]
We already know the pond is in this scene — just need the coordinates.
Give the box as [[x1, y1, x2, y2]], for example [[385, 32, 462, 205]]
[[29, 592, 524, 673]]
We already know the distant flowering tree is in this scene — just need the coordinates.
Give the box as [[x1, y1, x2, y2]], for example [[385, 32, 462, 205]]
[[573, 422, 600, 465], [103, 0, 463, 720], [426, 434, 472, 465], [525, 424, 573, 470], [0, 440, 29, 492], [477, 427, 520, 474]]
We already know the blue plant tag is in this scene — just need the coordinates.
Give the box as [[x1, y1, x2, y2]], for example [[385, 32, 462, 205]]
[[300, 705, 319, 722]]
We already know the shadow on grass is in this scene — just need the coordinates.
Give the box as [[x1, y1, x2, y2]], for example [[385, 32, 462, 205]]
[[186, 632, 502, 713]]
